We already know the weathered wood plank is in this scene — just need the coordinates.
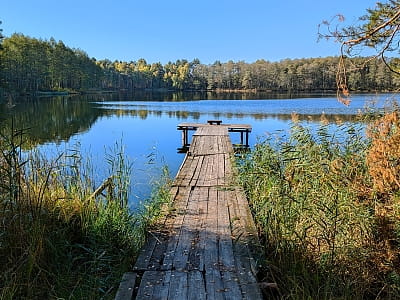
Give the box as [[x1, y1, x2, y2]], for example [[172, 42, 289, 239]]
[[211, 154, 219, 186], [217, 189, 235, 271], [174, 155, 197, 186], [188, 270, 207, 300], [196, 187, 209, 272], [133, 187, 180, 271], [197, 154, 212, 187], [217, 153, 226, 186], [235, 189, 262, 259], [172, 187, 202, 271], [115, 272, 137, 300], [205, 269, 225, 300], [204, 187, 219, 271], [193, 125, 228, 137], [133, 235, 160, 271], [224, 154, 233, 185], [161, 187, 192, 271], [227, 188, 263, 300], [186, 186, 208, 271], [221, 271, 243, 299], [189, 155, 204, 187], [135, 271, 163, 299], [152, 271, 171, 300], [167, 271, 188, 300]]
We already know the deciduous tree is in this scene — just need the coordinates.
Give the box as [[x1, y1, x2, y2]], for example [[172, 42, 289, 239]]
[[320, 0, 400, 104]]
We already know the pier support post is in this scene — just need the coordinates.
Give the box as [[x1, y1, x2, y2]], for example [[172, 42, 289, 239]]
[[181, 128, 188, 147]]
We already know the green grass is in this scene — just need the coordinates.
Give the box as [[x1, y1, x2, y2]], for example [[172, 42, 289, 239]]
[[0, 124, 172, 299], [238, 113, 400, 299]]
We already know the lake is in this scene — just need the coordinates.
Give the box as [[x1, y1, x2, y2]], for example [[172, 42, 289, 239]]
[[0, 91, 394, 207]]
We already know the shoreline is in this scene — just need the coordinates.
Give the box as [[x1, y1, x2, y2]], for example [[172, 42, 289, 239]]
[[1, 87, 396, 99]]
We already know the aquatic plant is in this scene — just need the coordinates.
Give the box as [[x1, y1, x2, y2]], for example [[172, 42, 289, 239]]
[[0, 123, 171, 299], [238, 111, 400, 299]]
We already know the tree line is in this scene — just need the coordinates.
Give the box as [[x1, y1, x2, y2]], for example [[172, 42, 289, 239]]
[[1, 33, 400, 95]]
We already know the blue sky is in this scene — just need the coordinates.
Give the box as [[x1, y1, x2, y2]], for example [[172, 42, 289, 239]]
[[2, 0, 377, 64]]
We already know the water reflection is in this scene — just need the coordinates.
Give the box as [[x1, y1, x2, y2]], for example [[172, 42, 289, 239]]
[[99, 107, 359, 123], [0, 91, 392, 205], [1, 91, 382, 146], [1, 96, 102, 147]]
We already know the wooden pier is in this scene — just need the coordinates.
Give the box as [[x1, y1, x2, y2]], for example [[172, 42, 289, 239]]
[[177, 121, 251, 152], [115, 121, 262, 300]]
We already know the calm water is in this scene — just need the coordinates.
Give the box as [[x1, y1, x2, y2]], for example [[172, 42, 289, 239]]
[[0, 92, 394, 207]]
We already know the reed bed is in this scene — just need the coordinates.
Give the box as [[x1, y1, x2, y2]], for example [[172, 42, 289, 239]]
[[238, 108, 400, 299], [0, 124, 172, 299]]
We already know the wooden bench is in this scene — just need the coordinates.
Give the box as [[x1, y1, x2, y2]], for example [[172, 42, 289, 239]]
[[207, 120, 222, 125]]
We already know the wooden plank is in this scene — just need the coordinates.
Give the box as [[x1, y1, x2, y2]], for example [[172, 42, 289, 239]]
[[115, 272, 137, 300], [152, 271, 172, 300], [172, 187, 201, 271], [161, 187, 192, 271], [167, 271, 188, 300], [193, 126, 206, 136], [201, 155, 212, 186], [227, 188, 263, 300], [186, 187, 208, 271], [134, 271, 172, 300], [141, 186, 186, 271], [179, 155, 197, 186], [224, 154, 233, 184], [189, 155, 204, 187], [235, 188, 261, 254], [197, 154, 212, 187], [133, 186, 180, 271], [204, 187, 219, 271], [133, 235, 159, 271], [145, 228, 173, 271], [205, 269, 225, 300], [190, 136, 200, 156], [196, 187, 209, 272], [217, 153, 225, 186], [188, 270, 206, 300], [181, 155, 203, 187], [211, 154, 219, 186], [135, 271, 163, 299], [217, 189, 235, 271], [173, 155, 191, 186], [221, 271, 243, 299], [174, 155, 195, 186], [193, 125, 229, 137]]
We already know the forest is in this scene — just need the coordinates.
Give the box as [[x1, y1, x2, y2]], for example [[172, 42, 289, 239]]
[[1, 33, 400, 95]]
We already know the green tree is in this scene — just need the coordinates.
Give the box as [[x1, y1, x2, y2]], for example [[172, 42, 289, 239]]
[[0, 20, 4, 49], [0, 21, 5, 89]]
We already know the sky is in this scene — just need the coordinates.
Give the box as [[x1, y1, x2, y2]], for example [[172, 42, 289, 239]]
[[2, 0, 378, 64]]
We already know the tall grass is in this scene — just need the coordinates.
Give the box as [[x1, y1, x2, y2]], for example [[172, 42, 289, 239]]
[[238, 111, 400, 299], [0, 122, 172, 299]]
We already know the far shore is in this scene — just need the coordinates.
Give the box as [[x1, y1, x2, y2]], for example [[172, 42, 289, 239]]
[[1, 88, 397, 101]]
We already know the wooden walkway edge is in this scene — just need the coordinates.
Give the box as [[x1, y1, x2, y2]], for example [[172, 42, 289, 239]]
[[115, 123, 263, 300]]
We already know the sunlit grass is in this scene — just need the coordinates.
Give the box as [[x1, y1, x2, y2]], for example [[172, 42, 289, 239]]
[[238, 109, 400, 299], [0, 124, 172, 299]]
